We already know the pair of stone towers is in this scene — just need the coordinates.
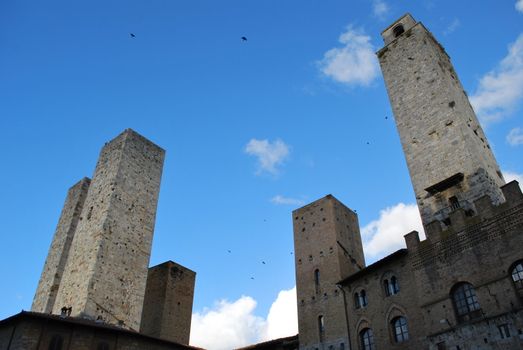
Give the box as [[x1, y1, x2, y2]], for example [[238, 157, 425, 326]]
[[31, 129, 195, 345], [293, 13, 507, 350]]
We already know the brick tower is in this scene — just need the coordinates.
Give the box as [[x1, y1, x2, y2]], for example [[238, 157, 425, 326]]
[[293, 195, 364, 350], [377, 14, 505, 227], [50, 129, 165, 331]]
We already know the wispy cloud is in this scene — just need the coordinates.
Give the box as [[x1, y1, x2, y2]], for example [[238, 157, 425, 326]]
[[516, 0, 523, 13], [318, 26, 380, 87], [507, 127, 523, 146], [190, 287, 298, 350], [362, 203, 425, 262], [443, 18, 460, 35], [245, 139, 290, 175], [270, 195, 305, 206], [372, 0, 389, 19], [470, 33, 523, 125]]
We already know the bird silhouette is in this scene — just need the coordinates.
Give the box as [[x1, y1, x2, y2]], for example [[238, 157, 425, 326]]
[[250, 277, 255, 280], [241, 36, 248, 42], [227, 250, 231, 253], [262, 261, 266, 265], [129, 33, 136, 38]]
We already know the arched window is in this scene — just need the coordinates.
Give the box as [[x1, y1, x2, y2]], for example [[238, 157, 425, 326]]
[[360, 328, 375, 350], [314, 269, 320, 294], [391, 316, 409, 343], [318, 315, 325, 342], [451, 283, 481, 322], [393, 24, 405, 38], [511, 261, 523, 291], [48, 335, 63, 350], [384, 279, 390, 296], [360, 290, 368, 307], [390, 276, 400, 294], [354, 292, 361, 309]]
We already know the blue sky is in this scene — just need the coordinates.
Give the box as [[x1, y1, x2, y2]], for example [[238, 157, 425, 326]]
[[1, 0, 522, 348]]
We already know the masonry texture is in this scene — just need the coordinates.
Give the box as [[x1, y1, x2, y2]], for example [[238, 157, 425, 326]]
[[293, 195, 364, 350], [377, 14, 505, 227], [51, 129, 165, 331], [32, 177, 91, 314], [141, 261, 196, 345]]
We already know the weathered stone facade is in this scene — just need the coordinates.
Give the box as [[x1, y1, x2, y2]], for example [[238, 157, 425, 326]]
[[292, 13, 523, 350], [32, 177, 91, 314], [378, 14, 505, 227], [141, 261, 196, 345], [293, 195, 364, 350]]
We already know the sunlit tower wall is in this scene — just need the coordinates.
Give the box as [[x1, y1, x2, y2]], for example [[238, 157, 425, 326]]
[[377, 14, 505, 227], [51, 129, 165, 331], [32, 177, 91, 313], [293, 195, 364, 350]]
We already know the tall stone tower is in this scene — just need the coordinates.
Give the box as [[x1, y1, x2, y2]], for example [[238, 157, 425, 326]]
[[140, 261, 196, 345], [50, 129, 165, 331], [32, 177, 91, 313], [377, 14, 505, 227], [293, 195, 364, 350]]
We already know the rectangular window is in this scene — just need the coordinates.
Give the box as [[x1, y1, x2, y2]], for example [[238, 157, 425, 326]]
[[436, 342, 446, 350], [499, 324, 511, 339]]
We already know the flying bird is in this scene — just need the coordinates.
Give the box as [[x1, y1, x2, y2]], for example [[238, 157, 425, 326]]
[[227, 250, 232, 253], [250, 277, 255, 280], [129, 33, 136, 38], [262, 261, 266, 265], [241, 36, 248, 42]]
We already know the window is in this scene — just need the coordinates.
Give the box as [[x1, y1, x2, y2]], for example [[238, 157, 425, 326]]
[[511, 262, 523, 291], [318, 315, 325, 342], [392, 316, 409, 343], [360, 328, 375, 350], [451, 283, 481, 322], [498, 324, 511, 339], [436, 342, 446, 350], [449, 196, 460, 210], [354, 292, 361, 309], [97, 342, 110, 350], [384, 277, 399, 296], [393, 24, 405, 38], [48, 335, 63, 350], [314, 269, 320, 294], [360, 290, 368, 307]]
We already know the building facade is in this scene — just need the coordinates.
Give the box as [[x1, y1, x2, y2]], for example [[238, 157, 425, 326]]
[[293, 14, 523, 350]]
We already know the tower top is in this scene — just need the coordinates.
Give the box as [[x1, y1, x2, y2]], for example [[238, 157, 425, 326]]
[[380, 13, 417, 45]]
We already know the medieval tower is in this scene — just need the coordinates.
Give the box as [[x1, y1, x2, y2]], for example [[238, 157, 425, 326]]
[[377, 14, 505, 227], [32, 129, 165, 331], [293, 195, 364, 350]]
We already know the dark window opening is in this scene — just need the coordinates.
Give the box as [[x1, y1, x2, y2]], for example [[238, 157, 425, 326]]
[[360, 290, 368, 307], [360, 328, 375, 350], [48, 335, 63, 350], [97, 342, 110, 350], [393, 25, 405, 38], [449, 196, 460, 210], [384, 279, 390, 296], [314, 269, 320, 294], [437, 342, 446, 350], [390, 276, 399, 294], [354, 292, 361, 309], [392, 316, 409, 343], [511, 262, 523, 291], [318, 315, 325, 342], [451, 283, 481, 322]]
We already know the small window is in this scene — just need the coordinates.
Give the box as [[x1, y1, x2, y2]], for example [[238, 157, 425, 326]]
[[314, 269, 320, 294], [48, 335, 63, 350], [511, 262, 523, 291], [384, 279, 390, 296], [360, 290, 368, 307], [498, 324, 511, 339], [318, 315, 325, 341], [360, 328, 375, 350], [449, 196, 460, 210], [451, 283, 481, 322], [393, 24, 405, 38], [392, 316, 409, 343], [390, 276, 400, 294], [437, 342, 446, 350], [354, 292, 361, 309]]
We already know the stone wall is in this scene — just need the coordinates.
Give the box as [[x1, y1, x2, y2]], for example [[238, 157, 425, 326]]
[[32, 177, 91, 313], [52, 129, 165, 331]]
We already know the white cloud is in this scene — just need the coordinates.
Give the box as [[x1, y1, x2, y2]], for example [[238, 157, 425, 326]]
[[470, 33, 523, 125], [503, 171, 523, 188], [318, 27, 380, 86], [507, 127, 523, 146], [190, 288, 298, 350], [262, 287, 298, 340], [245, 139, 290, 175], [372, 0, 389, 18], [362, 203, 425, 261], [516, 0, 523, 13], [271, 195, 305, 206], [443, 18, 460, 36]]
